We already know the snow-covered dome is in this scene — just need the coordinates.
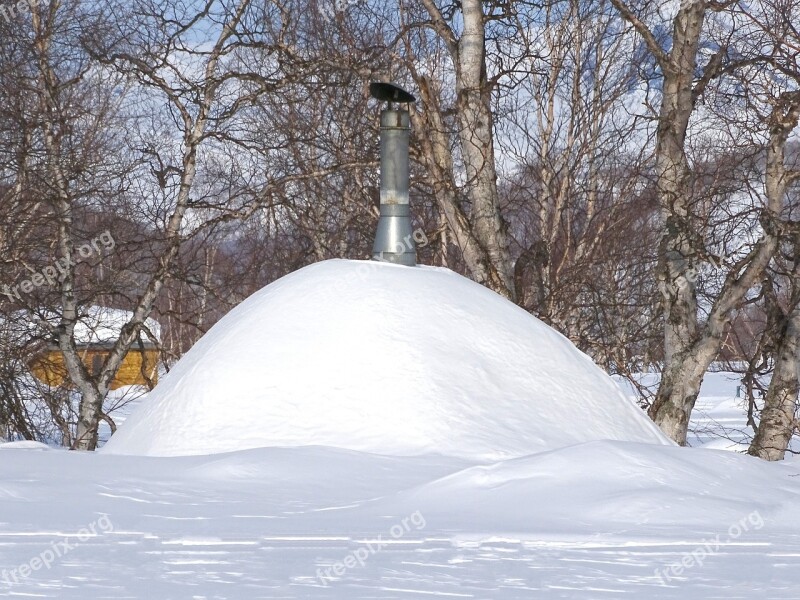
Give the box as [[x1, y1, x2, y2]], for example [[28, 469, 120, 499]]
[[103, 260, 670, 458]]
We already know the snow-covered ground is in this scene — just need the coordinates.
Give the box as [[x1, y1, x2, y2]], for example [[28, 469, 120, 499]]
[[1, 438, 799, 598], [2, 261, 798, 598]]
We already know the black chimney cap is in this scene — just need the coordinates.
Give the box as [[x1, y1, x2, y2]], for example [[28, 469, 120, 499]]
[[369, 82, 416, 104]]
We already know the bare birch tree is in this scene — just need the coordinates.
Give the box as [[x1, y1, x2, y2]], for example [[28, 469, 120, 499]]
[[399, 0, 516, 299], [4, 0, 285, 449], [496, 0, 661, 373], [611, 0, 787, 444], [745, 0, 800, 460]]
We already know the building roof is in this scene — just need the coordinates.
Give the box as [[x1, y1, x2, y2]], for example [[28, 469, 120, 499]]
[[1, 306, 161, 348]]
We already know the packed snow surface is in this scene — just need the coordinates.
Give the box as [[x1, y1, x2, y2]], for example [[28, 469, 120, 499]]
[[103, 259, 669, 458], [1, 440, 799, 598]]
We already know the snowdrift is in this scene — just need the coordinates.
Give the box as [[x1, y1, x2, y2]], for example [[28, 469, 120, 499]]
[[103, 259, 670, 458], [7, 441, 800, 540]]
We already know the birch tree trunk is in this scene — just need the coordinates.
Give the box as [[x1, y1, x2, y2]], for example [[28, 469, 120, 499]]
[[611, 0, 710, 442], [71, 0, 256, 449], [412, 0, 515, 300], [454, 0, 515, 298], [749, 301, 800, 460], [27, 0, 104, 449], [612, 0, 782, 444], [748, 92, 800, 461]]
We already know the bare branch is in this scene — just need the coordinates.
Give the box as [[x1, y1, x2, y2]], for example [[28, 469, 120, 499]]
[[610, 0, 670, 70], [416, 0, 458, 57]]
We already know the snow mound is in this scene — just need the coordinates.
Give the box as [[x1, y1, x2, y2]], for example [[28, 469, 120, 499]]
[[378, 440, 797, 534], [103, 260, 670, 458]]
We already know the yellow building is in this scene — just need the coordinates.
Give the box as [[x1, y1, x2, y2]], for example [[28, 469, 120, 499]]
[[30, 342, 159, 390], [26, 306, 161, 390]]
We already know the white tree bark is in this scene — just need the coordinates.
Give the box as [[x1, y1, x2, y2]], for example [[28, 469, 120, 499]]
[[749, 302, 800, 461], [413, 0, 515, 300], [748, 92, 800, 461], [613, 0, 782, 444]]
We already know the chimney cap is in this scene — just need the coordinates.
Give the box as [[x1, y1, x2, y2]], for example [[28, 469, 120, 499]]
[[369, 81, 416, 104]]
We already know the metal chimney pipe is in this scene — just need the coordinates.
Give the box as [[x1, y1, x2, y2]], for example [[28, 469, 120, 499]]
[[370, 82, 416, 266]]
